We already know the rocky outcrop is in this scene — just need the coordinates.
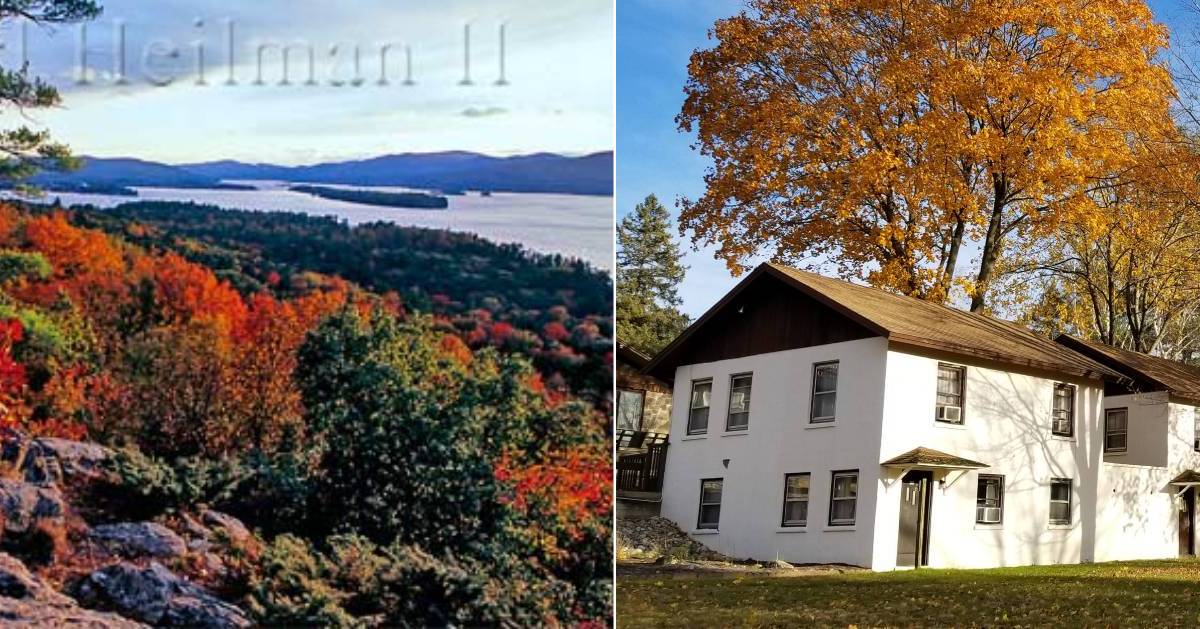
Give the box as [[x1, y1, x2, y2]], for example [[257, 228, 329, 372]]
[[74, 562, 249, 628], [1, 433, 113, 485], [201, 510, 252, 546], [0, 478, 65, 535], [89, 522, 188, 559], [0, 552, 143, 627]]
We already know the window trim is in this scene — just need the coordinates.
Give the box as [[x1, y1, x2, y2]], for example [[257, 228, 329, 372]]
[[686, 378, 713, 436], [1051, 383, 1075, 438], [810, 361, 839, 424], [725, 372, 753, 432], [696, 477, 723, 530], [827, 469, 859, 527], [1049, 478, 1073, 526], [616, 387, 646, 432], [1104, 407, 1128, 453], [975, 474, 1004, 525], [1192, 407, 1199, 453], [935, 363, 966, 424], [780, 473, 811, 528]]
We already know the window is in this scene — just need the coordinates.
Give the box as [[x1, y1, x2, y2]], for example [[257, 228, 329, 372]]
[[781, 474, 810, 527], [697, 478, 723, 530], [1105, 408, 1128, 453], [1052, 383, 1075, 437], [616, 389, 644, 431], [936, 363, 965, 424], [1049, 478, 1072, 525], [726, 373, 752, 431], [976, 475, 1004, 524], [687, 379, 712, 435], [828, 470, 858, 526], [1193, 408, 1199, 453], [810, 361, 838, 423]]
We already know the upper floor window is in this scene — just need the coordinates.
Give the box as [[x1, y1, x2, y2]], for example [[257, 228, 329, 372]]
[[1052, 383, 1075, 437], [828, 470, 859, 526], [697, 478, 723, 530], [726, 373, 753, 431], [976, 475, 1004, 524], [810, 361, 838, 423], [936, 363, 965, 424], [1104, 408, 1128, 453], [1193, 407, 1199, 453], [781, 473, 810, 527], [616, 389, 645, 432], [1049, 478, 1072, 525], [687, 379, 712, 435]]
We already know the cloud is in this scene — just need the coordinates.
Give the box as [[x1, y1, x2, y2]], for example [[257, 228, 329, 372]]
[[459, 106, 508, 118]]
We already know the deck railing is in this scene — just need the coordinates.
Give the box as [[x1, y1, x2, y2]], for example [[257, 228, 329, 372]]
[[616, 431, 669, 493]]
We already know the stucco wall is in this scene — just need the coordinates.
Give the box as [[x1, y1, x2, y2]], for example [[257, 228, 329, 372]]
[[871, 348, 1104, 570], [1093, 394, 1200, 562], [658, 337, 889, 567]]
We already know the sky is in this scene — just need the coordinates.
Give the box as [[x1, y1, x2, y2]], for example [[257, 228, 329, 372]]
[[616, 0, 1194, 321], [0, 0, 613, 165]]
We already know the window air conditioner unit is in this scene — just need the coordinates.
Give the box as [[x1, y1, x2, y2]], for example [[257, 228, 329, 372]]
[[938, 405, 962, 422]]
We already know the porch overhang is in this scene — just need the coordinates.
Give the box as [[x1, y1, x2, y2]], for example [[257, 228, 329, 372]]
[[880, 447, 989, 471], [880, 447, 989, 491], [1169, 470, 1200, 496]]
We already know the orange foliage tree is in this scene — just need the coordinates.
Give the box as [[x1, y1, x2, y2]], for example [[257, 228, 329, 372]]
[[679, 0, 1178, 310]]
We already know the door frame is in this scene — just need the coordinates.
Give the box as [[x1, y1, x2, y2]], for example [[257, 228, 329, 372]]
[[897, 470, 933, 568], [1180, 486, 1196, 557]]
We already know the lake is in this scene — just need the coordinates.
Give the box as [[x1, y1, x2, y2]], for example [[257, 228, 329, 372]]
[[9, 181, 614, 271]]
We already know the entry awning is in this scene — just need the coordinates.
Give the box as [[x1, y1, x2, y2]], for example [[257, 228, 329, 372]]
[[1170, 470, 1200, 486], [881, 447, 989, 470]]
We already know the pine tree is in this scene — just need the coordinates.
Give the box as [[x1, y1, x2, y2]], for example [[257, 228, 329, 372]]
[[0, 1, 102, 186], [616, 194, 689, 354]]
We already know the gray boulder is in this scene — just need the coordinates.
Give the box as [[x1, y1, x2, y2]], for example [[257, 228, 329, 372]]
[[0, 478, 65, 535], [89, 522, 188, 559], [201, 510, 252, 546], [0, 552, 142, 627], [1, 434, 112, 485], [28, 438, 112, 483], [75, 562, 248, 628]]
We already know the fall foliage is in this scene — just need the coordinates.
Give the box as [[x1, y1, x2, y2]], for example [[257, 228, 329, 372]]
[[679, 0, 1179, 311], [0, 202, 612, 624]]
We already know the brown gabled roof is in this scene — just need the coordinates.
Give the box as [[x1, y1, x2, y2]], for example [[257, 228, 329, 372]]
[[645, 263, 1122, 381], [1056, 335, 1200, 405], [881, 447, 989, 469]]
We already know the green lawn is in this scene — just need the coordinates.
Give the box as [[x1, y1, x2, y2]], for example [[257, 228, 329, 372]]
[[617, 559, 1200, 627]]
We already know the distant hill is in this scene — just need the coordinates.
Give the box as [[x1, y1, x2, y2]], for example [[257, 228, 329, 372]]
[[28, 157, 229, 190], [180, 151, 614, 195]]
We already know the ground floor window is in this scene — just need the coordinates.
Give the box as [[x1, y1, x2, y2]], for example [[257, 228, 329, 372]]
[[976, 475, 1003, 524], [1049, 478, 1072, 525], [828, 470, 858, 526], [697, 478, 723, 530], [616, 388, 644, 431], [781, 473, 810, 527]]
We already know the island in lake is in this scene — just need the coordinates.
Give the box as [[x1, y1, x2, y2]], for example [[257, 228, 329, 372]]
[[289, 184, 449, 209]]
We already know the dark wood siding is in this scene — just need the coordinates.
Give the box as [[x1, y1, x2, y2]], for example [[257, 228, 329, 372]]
[[672, 274, 879, 368]]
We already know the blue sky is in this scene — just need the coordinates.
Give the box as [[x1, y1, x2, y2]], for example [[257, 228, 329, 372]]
[[1, 0, 613, 165], [617, 0, 1193, 320]]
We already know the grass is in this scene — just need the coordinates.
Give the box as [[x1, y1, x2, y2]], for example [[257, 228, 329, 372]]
[[617, 559, 1200, 627]]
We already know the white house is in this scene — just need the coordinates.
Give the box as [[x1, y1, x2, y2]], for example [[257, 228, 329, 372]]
[[644, 263, 1200, 571]]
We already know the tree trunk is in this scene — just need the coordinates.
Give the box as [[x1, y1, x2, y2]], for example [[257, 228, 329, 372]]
[[970, 179, 1008, 313]]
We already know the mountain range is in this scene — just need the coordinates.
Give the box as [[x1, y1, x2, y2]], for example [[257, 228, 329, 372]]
[[28, 151, 614, 196]]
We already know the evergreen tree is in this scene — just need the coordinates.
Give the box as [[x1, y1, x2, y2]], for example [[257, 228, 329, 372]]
[[616, 194, 689, 354], [0, 0, 101, 185]]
